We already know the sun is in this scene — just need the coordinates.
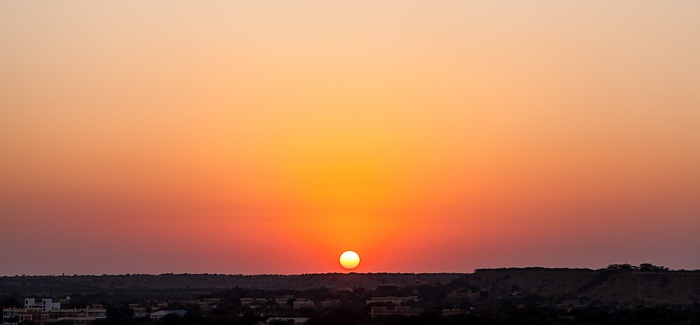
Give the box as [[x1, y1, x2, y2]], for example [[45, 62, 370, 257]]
[[339, 251, 360, 270]]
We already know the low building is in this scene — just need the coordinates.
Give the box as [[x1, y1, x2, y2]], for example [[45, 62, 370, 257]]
[[178, 299, 220, 313], [319, 299, 340, 308], [241, 298, 266, 307], [292, 299, 314, 309], [264, 317, 308, 324], [370, 306, 421, 318], [150, 310, 186, 320], [441, 308, 470, 316], [2, 308, 20, 325], [2, 299, 105, 325], [274, 295, 295, 306], [128, 305, 148, 318], [25, 299, 60, 312], [150, 302, 168, 311], [365, 296, 418, 305], [199, 298, 221, 311]]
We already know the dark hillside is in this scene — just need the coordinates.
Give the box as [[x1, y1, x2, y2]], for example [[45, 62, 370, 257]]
[[0, 273, 460, 298], [458, 266, 700, 305], [1, 266, 698, 305]]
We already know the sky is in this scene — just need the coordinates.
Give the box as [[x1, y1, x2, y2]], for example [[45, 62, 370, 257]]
[[1, 1, 699, 275]]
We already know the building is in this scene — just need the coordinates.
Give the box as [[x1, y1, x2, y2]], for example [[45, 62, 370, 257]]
[[176, 299, 220, 313], [240, 298, 266, 307], [263, 317, 308, 324], [150, 310, 186, 320], [25, 299, 60, 312], [292, 298, 314, 309], [365, 296, 418, 305], [197, 298, 221, 312], [319, 299, 340, 308], [274, 295, 294, 306], [150, 302, 168, 311], [2, 298, 105, 325], [128, 304, 148, 318], [369, 306, 421, 318], [46, 305, 106, 322], [441, 308, 470, 316], [2, 308, 21, 325]]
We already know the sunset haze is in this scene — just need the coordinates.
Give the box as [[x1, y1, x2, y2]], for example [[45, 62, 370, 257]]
[[1, 1, 699, 275]]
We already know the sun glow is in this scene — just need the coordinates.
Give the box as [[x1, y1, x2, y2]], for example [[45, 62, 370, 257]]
[[339, 251, 360, 270]]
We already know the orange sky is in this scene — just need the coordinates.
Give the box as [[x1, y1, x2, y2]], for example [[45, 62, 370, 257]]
[[1, 1, 699, 275]]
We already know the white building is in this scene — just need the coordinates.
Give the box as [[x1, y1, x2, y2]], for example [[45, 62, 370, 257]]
[[2, 298, 105, 325], [24, 299, 60, 312]]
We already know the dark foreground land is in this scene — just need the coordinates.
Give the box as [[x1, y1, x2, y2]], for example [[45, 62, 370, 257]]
[[2, 264, 699, 324]]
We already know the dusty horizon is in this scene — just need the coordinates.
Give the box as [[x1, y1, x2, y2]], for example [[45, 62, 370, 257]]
[[6, 264, 699, 278]]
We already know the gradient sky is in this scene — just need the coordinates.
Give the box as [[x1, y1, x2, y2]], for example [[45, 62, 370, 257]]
[[1, 1, 699, 275]]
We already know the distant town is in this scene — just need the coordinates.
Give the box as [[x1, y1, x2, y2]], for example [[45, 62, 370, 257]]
[[2, 264, 699, 324]]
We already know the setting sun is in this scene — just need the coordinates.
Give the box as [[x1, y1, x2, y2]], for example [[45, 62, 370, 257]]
[[340, 251, 360, 270]]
